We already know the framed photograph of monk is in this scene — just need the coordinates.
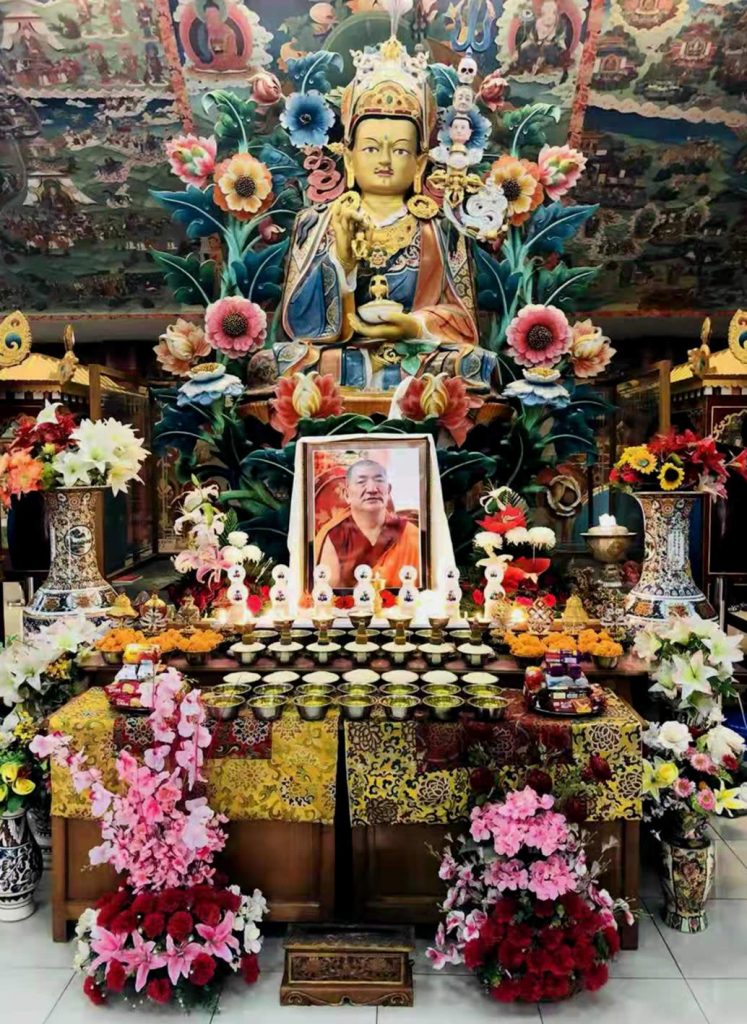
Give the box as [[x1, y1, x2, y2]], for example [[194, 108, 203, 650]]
[[304, 437, 430, 593]]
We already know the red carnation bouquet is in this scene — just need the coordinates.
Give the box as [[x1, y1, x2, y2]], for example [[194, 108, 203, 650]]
[[427, 786, 632, 1003]]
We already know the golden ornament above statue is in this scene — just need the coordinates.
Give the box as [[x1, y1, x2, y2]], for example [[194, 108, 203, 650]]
[[728, 309, 747, 365], [0, 310, 32, 368]]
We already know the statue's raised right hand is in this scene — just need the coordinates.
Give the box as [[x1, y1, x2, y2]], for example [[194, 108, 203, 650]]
[[330, 193, 369, 275]]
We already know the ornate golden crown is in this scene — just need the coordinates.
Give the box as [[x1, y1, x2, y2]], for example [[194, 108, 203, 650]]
[[340, 36, 436, 153]]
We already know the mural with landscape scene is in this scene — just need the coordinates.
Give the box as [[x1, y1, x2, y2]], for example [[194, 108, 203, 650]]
[[0, 0, 745, 315]]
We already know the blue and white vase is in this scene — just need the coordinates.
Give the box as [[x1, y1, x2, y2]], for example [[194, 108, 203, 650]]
[[0, 809, 43, 922]]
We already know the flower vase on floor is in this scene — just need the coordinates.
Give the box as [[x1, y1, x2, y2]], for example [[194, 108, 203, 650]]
[[23, 487, 116, 633], [625, 492, 715, 627], [659, 833, 715, 933], [27, 803, 52, 870], [0, 809, 42, 922]]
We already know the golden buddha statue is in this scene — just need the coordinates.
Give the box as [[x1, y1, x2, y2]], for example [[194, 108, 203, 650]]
[[254, 35, 498, 394]]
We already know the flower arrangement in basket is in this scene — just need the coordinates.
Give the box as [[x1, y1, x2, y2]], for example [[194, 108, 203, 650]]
[[427, 786, 630, 1003], [642, 717, 747, 845], [0, 402, 148, 506], [610, 431, 730, 498], [32, 668, 265, 1008]]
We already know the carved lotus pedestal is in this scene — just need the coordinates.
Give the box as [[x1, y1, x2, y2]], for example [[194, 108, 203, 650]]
[[280, 924, 414, 1007]]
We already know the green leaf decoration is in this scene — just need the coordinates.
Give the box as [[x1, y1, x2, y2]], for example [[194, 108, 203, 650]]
[[240, 447, 296, 493], [258, 144, 305, 189], [535, 264, 601, 310], [151, 252, 216, 306], [295, 414, 376, 438], [150, 185, 225, 240], [232, 240, 290, 304], [437, 450, 498, 500], [286, 51, 344, 93], [502, 103, 561, 153], [429, 64, 459, 107], [239, 507, 292, 564], [151, 394, 211, 458], [402, 355, 421, 375], [372, 418, 440, 438], [474, 249, 522, 324], [203, 91, 257, 149], [524, 202, 598, 255]]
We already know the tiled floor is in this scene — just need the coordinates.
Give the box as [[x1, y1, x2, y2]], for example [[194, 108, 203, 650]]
[[4, 817, 747, 1023]]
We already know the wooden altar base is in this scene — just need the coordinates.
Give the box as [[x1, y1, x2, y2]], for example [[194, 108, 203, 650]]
[[279, 924, 414, 1007]]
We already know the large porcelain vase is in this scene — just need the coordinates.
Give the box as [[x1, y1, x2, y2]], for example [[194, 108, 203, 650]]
[[0, 809, 42, 922], [23, 487, 116, 633], [625, 491, 715, 628], [659, 835, 715, 933]]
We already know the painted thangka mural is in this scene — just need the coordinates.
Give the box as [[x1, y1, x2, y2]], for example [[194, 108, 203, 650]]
[[0, 0, 745, 315]]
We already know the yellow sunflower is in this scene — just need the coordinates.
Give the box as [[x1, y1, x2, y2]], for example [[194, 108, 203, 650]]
[[659, 461, 685, 490], [213, 154, 273, 220], [489, 155, 544, 225], [618, 445, 657, 474]]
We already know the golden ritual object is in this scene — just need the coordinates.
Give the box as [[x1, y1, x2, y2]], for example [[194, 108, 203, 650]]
[[106, 592, 138, 620], [728, 309, 747, 365], [0, 310, 32, 368], [560, 594, 590, 628]]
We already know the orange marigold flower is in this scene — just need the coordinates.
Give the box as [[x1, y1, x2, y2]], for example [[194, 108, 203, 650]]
[[213, 154, 273, 220]]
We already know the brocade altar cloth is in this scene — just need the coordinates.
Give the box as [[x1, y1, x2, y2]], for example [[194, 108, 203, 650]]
[[49, 689, 338, 824], [345, 691, 642, 826]]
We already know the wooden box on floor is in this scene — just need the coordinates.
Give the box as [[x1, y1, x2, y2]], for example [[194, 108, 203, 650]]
[[51, 817, 334, 941], [280, 924, 414, 1007]]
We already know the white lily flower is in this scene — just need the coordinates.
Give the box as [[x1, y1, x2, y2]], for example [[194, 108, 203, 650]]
[[633, 629, 662, 661], [671, 650, 718, 707], [704, 629, 744, 670], [36, 400, 62, 425]]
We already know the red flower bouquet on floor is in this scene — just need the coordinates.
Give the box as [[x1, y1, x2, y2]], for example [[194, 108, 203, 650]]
[[427, 786, 631, 1003]]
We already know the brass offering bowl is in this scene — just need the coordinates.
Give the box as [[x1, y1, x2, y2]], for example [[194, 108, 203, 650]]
[[338, 682, 378, 699], [248, 695, 286, 722], [101, 651, 122, 665], [202, 692, 245, 722], [422, 682, 460, 697], [463, 684, 504, 699], [255, 682, 293, 698], [211, 681, 252, 698], [381, 695, 419, 721], [468, 695, 508, 722], [294, 695, 332, 722], [424, 695, 464, 722], [296, 682, 337, 699], [337, 695, 375, 721], [380, 682, 420, 697]]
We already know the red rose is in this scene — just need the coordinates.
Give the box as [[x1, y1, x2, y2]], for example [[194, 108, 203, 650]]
[[220, 890, 242, 913], [105, 960, 127, 993], [722, 753, 739, 772], [525, 768, 553, 795], [194, 899, 221, 927], [498, 940, 526, 969], [491, 977, 522, 1002], [241, 953, 260, 984], [563, 795, 587, 823], [142, 912, 166, 939], [146, 977, 173, 1004], [609, 468, 620, 483], [602, 925, 620, 956], [110, 909, 138, 935], [167, 910, 194, 943], [560, 892, 585, 918], [472, 588, 485, 606], [518, 972, 543, 1002], [190, 953, 217, 987], [583, 962, 609, 992], [131, 893, 156, 916], [83, 977, 107, 1006], [469, 766, 494, 795], [589, 755, 612, 781], [543, 974, 572, 1001]]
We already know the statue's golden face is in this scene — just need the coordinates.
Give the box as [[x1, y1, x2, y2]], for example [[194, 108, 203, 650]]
[[346, 118, 426, 196]]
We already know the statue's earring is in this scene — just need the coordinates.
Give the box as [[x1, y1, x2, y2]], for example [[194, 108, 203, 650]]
[[345, 163, 355, 189], [413, 168, 423, 195]]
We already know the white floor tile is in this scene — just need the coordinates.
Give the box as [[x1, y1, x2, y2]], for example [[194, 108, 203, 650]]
[[50, 979, 213, 1023], [688, 979, 747, 1023], [711, 839, 747, 898], [709, 814, 747, 843], [380, 974, 540, 1021], [0, 876, 75, 969], [722, 839, 747, 870], [653, 899, 747, 978], [214, 972, 376, 1022], [609, 907, 680, 979], [0, 968, 72, 1024], [538, 978, 706, 1023], [259, 934, 286, 973]]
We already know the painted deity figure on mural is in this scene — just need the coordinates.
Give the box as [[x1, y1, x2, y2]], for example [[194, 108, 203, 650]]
[[254, 36, 498, 394]]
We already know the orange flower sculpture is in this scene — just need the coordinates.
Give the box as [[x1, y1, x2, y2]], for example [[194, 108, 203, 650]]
[[399, 373, 483, 446], [269, 372, 344, 444]]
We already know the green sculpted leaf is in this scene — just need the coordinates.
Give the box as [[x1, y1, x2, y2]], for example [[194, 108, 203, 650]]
[[151, 252, 216, 305]]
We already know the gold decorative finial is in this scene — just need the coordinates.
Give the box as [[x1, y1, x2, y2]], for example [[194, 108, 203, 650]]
[[58, 324, 79, 384], [687, 315, 712, 378], [0, 310, 32, 368], [728, 309, 747, 365]]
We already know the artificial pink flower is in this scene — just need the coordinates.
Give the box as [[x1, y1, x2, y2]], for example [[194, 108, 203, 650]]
[[154, 318, 211, 377], [194, 544, 231, 585], [196, 913, 240, 962], [269, 372, 343, 444], [528, 854, 576, 901], [537, 144, 587, 201], [398, 373, 484, 446], [164, 935, 202, 985], [90, 927, 130, 971], [570, 319, 616, 379], [696, 787, 716, 812], [250, 70, 282, 106], [165, 135, 217, 188], [690, 752, 716, 774], [205, 297, 267, 357], [125, 931, 168, 992], [673, 778, 695, 798], [506, 304, 572, 369], [486, 857, 529, 892]]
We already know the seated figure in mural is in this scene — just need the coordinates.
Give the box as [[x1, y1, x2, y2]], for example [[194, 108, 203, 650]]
[[255, 37, 497, 393]]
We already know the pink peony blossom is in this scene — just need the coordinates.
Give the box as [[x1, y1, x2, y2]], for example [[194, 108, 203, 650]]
[[537, 144, 587, 201], [250, 70, 282, 106], [570, 319, 616, 380], [165, 135, 217, 188], [485, 857, 529, 892], [205, 297, 267, 357], [506, 304, 572, 369]]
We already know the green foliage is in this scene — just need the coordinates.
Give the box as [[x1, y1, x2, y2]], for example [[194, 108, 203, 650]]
[[503, 103, 561, 154], [150, 185, 225, 240], [524, 202, 599, 255], [203, 91, 257, 150], [429, 64, 459, 107], [151, 392, 212, 458], [232, 240, 290, 304], [437, 449, 498, 501], [473, 248, 522, 339], [287, 51, 344, 92], [151, 252, 217, 306], [534, 264, 601, 310]]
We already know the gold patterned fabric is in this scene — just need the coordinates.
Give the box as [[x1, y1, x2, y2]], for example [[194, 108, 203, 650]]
[[49, 689, 338, 824], [345, 692, 642, 826]]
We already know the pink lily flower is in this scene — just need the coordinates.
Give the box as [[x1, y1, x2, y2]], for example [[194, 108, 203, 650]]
[[124, 931, 168, 992], [90, 927, 130, 970], [164, 935, 202, 985], [194, 544, 230, 584], [196, 912, 240, 962]]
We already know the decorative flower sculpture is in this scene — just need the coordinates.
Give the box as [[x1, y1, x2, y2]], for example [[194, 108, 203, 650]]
[[177, 364, 244, 408], [488, 156, 544, 226], [506, 305, 572, 368], [281, 91, 336, 148], [502, 368, 570, 408], [205, 297, 267, 356], [213, 154, 273, 219], [269, 372, 343, 443], [154, 318, 211, 377], [165, 135, 217, 188], [398, 373, 484, 446], [537, 144, 588, 201], [569, 320, 616, 379], [477, 70, 509, 111]]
